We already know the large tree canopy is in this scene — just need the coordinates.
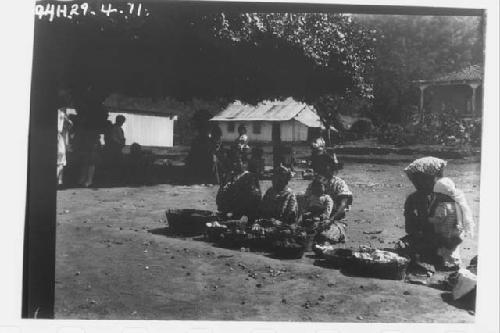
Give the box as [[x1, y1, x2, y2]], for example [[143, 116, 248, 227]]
[[34, 3, 376, 130]]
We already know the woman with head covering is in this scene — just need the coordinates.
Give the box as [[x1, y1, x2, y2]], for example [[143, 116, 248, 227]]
[[429, 177, 474, 270], [310, 136, 326, 174], [259, 164, 298, 225], [215, 148, 262, 221], [305, 154, 353, 246], [398, 156, 451, 268]]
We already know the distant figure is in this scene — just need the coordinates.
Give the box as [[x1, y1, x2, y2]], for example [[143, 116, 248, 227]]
[[210, 124, 224, 184], [57, 108, 73, 186], [108, 115, 126, 162], [310, 136, 326, 174], [235, 124, 250, 162], [76, 128, 101, 188], [248, 146, 265, 178], [185, 110, 218, 184]]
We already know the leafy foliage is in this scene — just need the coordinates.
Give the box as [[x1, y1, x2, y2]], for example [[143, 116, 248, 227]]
[[353, 15, 484, 123], [377, 108, 482, 146], [35, 7, 376, 133]]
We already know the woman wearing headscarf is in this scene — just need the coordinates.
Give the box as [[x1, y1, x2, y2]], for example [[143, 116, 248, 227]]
[[215, 148, 262, 221], [259, 164, 298, 225], [305, 154, 353, 245], [398, 156, 450, 268]]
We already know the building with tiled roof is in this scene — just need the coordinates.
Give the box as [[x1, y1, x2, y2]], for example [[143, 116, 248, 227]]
[[413, 64, 484, 119]]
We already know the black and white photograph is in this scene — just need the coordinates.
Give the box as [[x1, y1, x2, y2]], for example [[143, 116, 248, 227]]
[[17, 0, 498, 326]]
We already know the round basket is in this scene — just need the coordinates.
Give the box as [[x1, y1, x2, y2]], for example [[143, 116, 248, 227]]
[[346, 257, 409, 280]]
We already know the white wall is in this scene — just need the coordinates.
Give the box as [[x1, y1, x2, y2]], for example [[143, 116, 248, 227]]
[[109, 112, 175, 147], [281, 120, 309, 141], [215, 120, 309, 143]]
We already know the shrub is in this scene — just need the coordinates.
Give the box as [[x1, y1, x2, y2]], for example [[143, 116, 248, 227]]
[[376, 108, 482, 147]]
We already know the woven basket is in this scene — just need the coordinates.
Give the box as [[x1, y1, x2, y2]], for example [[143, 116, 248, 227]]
[[345, 255, 409, 280], [322, 248, 354, 267]]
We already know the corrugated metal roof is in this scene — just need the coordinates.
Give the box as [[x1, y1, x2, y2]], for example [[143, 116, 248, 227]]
[[294, 108, 322, 128], [429, 64, 483, 83], [211, 99, 316, 122]]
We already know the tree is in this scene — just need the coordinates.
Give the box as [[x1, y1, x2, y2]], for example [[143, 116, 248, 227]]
[[353, 14, 484, 123], [34, 6, 376, 133]]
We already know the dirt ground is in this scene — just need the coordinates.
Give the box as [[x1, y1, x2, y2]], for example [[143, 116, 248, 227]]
[[55, 160, 480, 322]]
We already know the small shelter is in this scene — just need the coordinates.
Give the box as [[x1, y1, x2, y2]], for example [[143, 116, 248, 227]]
[[414, 64, 483, 119], [104, 94, 177, 147], [210, 98, 323, 142]]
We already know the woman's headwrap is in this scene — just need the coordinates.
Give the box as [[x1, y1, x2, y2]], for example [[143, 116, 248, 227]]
[[434, 177, 475, 238], [311, 137, 326, 152], [274, 164, 293, 182], [404, 156, 447, 177]]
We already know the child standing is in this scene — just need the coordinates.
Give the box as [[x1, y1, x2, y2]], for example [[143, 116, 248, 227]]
[[430, 177, 475, 270]]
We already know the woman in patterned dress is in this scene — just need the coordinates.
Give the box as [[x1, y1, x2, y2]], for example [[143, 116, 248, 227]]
[[305, 154, 353, 245], [259, 164, 298, 225]]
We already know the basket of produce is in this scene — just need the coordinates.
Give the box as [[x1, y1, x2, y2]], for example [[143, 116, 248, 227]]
[[166, 209, 217, 236], [246, 219, 282, 250], [321, 247, 354, 267], [344, 246, 409, 280], [272, 226, 307, 259], [217, 228, 250, 249], [205, 219, 249, 244]]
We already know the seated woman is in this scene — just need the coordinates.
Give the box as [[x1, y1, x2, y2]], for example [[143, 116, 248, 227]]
[[259, 164, 298, 225], [398, 156, 456, 270], [215, 149, 262, 221], [305, 154, 353, 245]]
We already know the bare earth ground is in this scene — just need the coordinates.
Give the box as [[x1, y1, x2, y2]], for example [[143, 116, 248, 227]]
[[55, 160, 480, 322]]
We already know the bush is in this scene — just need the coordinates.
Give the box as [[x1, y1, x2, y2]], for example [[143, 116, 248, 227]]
[[376, 108, 482, 147]]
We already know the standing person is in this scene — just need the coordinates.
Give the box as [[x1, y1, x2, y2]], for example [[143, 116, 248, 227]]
[[259, 164, 298, 225], [185, 112, 219, 184], [57, 108, 73, 187], [305, 154, 353, 246], [235, 124, 250, 163], [397, 156, 452, 269], [108, 115, 126, 162], [310, 136, 326, 174], [210, 124, 224, 184]]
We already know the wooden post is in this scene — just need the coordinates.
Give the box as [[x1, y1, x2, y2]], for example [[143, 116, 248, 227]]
[[419, 84, 428, 122], [469, 83, 480, 115]]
